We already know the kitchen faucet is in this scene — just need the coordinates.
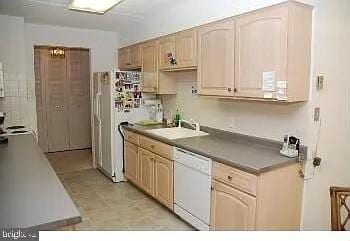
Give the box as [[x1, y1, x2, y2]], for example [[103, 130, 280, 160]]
[[178, 119, 200, 132]]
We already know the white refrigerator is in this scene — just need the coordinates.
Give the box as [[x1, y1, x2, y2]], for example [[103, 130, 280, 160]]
[[92, 70, 149, 182]]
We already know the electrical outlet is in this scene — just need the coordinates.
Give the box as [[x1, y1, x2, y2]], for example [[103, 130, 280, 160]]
[[313, 157, 322, 167], [191, 86, 198, 95]]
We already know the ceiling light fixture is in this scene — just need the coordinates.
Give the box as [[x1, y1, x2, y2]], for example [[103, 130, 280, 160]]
[[69, 0, 124, 14]]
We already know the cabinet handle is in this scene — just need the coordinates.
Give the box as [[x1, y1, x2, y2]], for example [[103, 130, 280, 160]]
[[227, 175, 232, 180], [228, 88, 232, 92], [234, 88, 237, 92]]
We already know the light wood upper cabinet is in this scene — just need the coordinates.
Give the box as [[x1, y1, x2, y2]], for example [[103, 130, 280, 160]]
[[154, 155, 174, 210], [139, 148, 155, 196], [175, 29, 197, 69], [118, 45, 141, 70], [124, 141, 139, 185], [118, 47, 131, 70], [141, 41, 158, 93], [235, 2, 312, 101], [118, 1, 312, 102], [198, 19, 235, 96], [158, 29, 197, 71], [158, 35, 176, 70], [130, 45, 142, 68], [211, 180, 256, 230]]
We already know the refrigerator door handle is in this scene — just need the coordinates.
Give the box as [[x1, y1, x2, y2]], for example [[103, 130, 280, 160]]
[[95, 93, 101, 118]]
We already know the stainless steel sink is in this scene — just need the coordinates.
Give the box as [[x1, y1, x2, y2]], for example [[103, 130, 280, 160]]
[[146, 127, 209, 140]]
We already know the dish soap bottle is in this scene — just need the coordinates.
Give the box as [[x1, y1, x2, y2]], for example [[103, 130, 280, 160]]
[[174, 107, 181, 127]]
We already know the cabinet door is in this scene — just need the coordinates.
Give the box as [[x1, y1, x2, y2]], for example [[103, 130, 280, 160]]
[[130, 45, 141, 68], [154, 155, 173, 209], [118, 48, 131, 69], [211, 180, 256, 230], [139, 148, 155, 195], [158, 35, 176, 70], [235, 6, 288, 98], [124, 141, 139, 185], [175, 29, 197, 69], [198, 19, 235, 96], [141, 41, 158, 92]]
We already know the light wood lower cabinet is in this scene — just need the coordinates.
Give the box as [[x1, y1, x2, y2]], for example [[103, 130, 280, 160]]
[[211, 162, 303, 230], [211, 180, 256, 230], [124, 133, 174, 210], [124, 141, 139, 185], [154, 155, 173, 209], [139, 148, 155, 196]]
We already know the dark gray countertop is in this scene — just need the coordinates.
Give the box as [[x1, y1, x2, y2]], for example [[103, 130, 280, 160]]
[[124, 124, 306, 175], [0, 134, 81, 230]]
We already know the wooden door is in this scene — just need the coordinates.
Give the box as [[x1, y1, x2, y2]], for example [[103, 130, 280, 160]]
[[45, 49, 69, 152], [34, 48, 49, 152], [154, 155, 173, 209], [130, 45, 141, 68], [175, 29, 197, 69], [124, 141, 139, 185], [118, 48, 131, 69], [158, 35, 175, 70], [66, 48, 91, 150], [141, 41, 158, 92], [235, 6, 288, 98], [139, 148, 155, 195], [198, 19, 235, 96], [211, 180, 256, 230]]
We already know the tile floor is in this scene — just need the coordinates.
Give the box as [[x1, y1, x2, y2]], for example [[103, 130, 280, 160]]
[[47, 150, 194, 231], [47, 149, 93, 174]]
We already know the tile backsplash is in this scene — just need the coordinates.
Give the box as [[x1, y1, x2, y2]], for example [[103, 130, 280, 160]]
[[0, 71, 28, 127]]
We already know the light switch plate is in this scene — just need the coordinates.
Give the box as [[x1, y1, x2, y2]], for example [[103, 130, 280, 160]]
[[317, 75, 324, 90], [314, 107, 320, 122]]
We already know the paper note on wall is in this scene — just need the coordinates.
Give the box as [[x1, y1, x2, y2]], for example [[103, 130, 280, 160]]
[[262, 71, 276, 92]]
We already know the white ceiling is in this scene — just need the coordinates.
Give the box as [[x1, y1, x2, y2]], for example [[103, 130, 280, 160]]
[[0, 0, 180, 32]]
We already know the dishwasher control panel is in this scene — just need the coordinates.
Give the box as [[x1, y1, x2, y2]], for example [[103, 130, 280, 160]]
[[174, 148, 212, 175]]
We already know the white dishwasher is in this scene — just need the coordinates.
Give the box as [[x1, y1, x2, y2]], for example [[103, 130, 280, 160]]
[[174, 147, 212, 231]]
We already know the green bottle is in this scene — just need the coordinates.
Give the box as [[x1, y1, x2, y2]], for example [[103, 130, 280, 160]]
[[174, 107, 181, 127]]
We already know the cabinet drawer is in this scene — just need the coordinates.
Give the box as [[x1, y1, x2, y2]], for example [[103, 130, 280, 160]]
[[213, 162, 257, 196], [140, 136, 173, 160], [124, 130, 139, 145]]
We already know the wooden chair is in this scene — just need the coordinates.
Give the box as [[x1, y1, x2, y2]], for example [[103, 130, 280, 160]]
[[330, 186, 350, 230]]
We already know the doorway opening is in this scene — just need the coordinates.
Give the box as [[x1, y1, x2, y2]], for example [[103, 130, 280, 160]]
[[34, 46, 92, 155]]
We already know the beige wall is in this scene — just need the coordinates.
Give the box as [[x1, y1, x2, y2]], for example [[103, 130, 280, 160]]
[[0, 16, 119, 132], [24, 23, 119, 133], [0, 15, 27, 127], [120, 0, 350, 230]]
